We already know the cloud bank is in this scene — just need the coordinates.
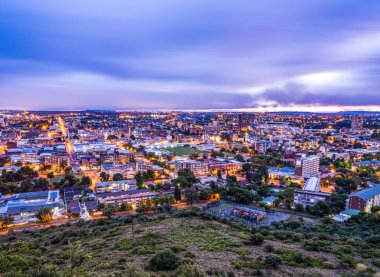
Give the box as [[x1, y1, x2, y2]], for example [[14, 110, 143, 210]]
[[0, 0, 380, 111]]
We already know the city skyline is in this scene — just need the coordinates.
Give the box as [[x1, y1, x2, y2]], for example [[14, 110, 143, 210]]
[[1, 1, 380, 112]]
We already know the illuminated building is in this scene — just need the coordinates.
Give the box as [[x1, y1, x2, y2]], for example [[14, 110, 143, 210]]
[[238, 113, 255, 132], [295, 155, 320, 178]]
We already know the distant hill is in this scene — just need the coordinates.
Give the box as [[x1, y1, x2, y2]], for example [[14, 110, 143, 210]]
[[336, 111, 380, 115]]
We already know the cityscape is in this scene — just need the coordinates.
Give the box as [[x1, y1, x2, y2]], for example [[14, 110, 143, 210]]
[[1, 1, 380, 277]]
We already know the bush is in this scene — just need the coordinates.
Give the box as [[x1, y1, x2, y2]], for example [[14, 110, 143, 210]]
[[170, 245, 187, 253], [184, 252, 195, 258], [366, 235, 380, 244], [264, 244, 274, 253], [50, 233, 63, 244], [263, 255, 282, 268], [115, 238, 133, 250], [148, 250, 182, 271], [249, 233, 265, 245]]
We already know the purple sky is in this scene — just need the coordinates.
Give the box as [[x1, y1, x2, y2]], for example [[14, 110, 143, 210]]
[[1, 0, 380, 111]]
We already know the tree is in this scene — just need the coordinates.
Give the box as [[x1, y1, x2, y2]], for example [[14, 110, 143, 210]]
[[163, 204, 173, 212], [97, 203, 105, 211], [135, 171, 144, 189], [36, 208, 53, 223], [210, 181, 219, 193], [0, 215, 13, 229], [174, 185, 181, 201], [184, 187, 199, 206], [173, 169, 198, 188], [143, 169, 155, 181], [234, 154, 245, 162], [295, 204, 305, 213], [221, 185, 254, 204], [241, 146, 249, 153], [217, 170, 222, 180], [330, 193, 348, 213], [199, 188, 212, 201], [308, 201, 332, 217], [64, 166, 73, 175], [100, 172, 109, 182], [226, 174, 238, 186], [102, 204, 116, 219], [80, 176, 92, 186], [107, 134, 118, 141], [47, 172, 55, 179], [119, 202, 131, 212], [113, 173, 124, 181]]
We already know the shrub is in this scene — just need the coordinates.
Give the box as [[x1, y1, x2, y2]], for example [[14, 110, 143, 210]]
[[366, 235, 380, 244], [148, 250, 181, 271], [139, 232, 160, 245], [50, 233, 63, 244], [115, 238, 133, 250], [249, 233, 265, 245], [275, 249, 324, 268], [170, 245, 187, 253], [263, 255, 282, 269], [184, 251, 195, 258], [264, 244, 274, 253]]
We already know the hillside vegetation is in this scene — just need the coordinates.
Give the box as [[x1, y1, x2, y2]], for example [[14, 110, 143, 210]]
[[0, 208, 379, 276]]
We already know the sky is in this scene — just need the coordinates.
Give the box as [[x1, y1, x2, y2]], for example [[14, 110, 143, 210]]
[[0, 0, 380, 112]]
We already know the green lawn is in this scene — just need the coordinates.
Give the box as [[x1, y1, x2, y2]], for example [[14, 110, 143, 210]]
[[51, 173, 83, 183], [162, 146, 202, 156]]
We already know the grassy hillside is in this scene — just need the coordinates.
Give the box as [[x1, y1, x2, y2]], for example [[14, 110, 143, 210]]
[[0, 208, 379, 276]]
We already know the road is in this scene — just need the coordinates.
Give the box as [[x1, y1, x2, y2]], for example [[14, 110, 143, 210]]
[[58, 116, 81, 173]]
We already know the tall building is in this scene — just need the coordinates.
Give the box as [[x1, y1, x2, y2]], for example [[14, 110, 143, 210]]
[[253, 140, 273, 154], [295, 155, 320, 178], [351, 115, 364, 130], [238, 113, 255, 131]]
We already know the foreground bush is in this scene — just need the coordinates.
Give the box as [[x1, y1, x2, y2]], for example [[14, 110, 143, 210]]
[[264, 255, 282, 268], [148, 250, 181, 271], [249, 233, 265, 245]]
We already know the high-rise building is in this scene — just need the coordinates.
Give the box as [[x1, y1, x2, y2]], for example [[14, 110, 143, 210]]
[[295, 155, 320, 178], [351, 115, 364, 130], [238, 113, 255, 131]]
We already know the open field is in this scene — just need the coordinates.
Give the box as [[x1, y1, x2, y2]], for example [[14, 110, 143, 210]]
[[1, 209, 379, 276], [162, 146, 202, 156], [51, 173, 84, 183]]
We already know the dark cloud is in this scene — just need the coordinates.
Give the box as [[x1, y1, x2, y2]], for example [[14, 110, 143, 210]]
[[257, 84, 380, 107], [0, 0, 380, 110]]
